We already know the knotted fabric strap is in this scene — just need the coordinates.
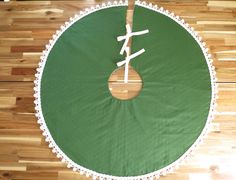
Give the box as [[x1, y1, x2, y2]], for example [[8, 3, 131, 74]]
[[117, 24, 149, 55]]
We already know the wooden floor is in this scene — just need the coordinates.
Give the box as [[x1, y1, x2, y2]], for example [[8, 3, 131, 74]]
[[0, 0, 236, 179]]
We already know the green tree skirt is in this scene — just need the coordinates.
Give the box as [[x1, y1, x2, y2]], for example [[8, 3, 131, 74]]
[[36, 2, 215, 178]]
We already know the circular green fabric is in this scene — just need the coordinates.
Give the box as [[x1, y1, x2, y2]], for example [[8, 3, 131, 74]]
[[40, 5, 211, 177]]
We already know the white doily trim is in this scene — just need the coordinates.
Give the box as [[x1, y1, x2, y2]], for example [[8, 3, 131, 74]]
[[34, 0, 218, 179]]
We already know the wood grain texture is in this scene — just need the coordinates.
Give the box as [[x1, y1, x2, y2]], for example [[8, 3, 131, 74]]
[[0, 0, 236, 180]]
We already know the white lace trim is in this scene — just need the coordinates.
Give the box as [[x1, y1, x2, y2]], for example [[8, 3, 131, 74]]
[[34, 0, 218, 179]]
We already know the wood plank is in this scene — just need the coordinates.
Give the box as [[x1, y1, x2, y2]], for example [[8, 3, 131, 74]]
[[58, 172, 90, 180], [0, 163, 26, 171], [207, 1, 236, 8]]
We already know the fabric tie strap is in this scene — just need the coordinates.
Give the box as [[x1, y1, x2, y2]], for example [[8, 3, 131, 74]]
[[117, 24, 149, 55], [116, 47, 145, 83]]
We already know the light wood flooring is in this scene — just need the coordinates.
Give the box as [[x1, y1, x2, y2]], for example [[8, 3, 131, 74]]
[[0, 0, 236, 180]]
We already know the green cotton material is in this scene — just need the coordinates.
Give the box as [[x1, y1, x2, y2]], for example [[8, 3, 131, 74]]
[[40, 5, 212, 177]]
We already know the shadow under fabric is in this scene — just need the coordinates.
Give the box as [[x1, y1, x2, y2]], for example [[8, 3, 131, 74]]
[[40, 5, 211, 177]]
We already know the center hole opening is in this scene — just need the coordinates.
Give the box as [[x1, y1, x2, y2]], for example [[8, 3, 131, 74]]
[[108, 66, 143, 100]]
